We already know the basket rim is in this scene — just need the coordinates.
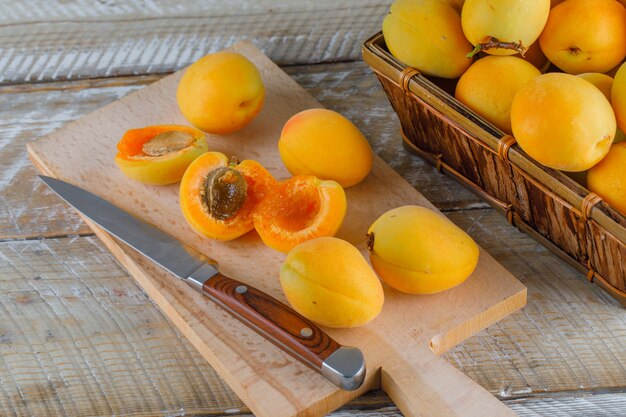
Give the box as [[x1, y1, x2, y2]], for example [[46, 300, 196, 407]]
[[362, 31, 626, 246]]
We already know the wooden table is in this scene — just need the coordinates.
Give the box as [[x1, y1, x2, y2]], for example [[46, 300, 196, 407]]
[[1, 2, 625, 416]]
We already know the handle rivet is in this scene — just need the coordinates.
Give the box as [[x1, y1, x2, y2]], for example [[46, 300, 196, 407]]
[[235, 285, 248, 294], [300, 327, 313, 338]]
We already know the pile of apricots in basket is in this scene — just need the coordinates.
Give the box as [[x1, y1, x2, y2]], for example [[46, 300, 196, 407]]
[[383, 0, 626, 216], [113, 51, 481, 328]]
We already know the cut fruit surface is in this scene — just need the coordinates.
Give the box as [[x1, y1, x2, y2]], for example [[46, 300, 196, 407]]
[[254, 176, 346, 253], [180, 152, 276, 240], [115, 124, 207, 185]]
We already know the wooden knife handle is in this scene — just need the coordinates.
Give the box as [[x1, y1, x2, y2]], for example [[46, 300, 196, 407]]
[[188, 267, 366, 391]]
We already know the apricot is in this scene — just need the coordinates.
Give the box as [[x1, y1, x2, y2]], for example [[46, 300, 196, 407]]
[[180, 152, 276, 240], [511, 73, 616, 172], [588, 143, 626, 216], [176, 52, 265, 134], [382, 0, 473, 79], [367, 206, 479, 294], [613, 62, 626, 133], [280, 237, 384, 328], [115, 125, 207, 185], [455, 56, 540, 133], [278, 109, 372, 188], [539, 0, 626, 74], [577, 73, 613, 101], [254, 175, 347, 253], [462, 0, 550, 56]]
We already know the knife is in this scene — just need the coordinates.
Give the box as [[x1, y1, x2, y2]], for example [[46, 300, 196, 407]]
[[39, 175, 366, 391]]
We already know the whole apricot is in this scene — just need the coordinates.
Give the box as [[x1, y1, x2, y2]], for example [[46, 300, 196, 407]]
[[278, 109, 372, 188], [177, 52, 265, 134], [455, 56, 540, 133], [577, 73, 613, 101], [612, 62, 626, 133], [511, 73, 616, 172], [382, 0, 473, 79], [539, 0, 626, 74], [367, 206, 479, 294], [462, 0, 550, 56], [280, 237, 384, 328], [588, 143, 626, 216]]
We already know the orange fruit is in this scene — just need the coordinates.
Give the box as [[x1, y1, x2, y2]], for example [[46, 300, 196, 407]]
[[278, 109, 373, 187], [511, 73, 615, 172], [177, 52, 265, 134], [539, 0, 626, 74], [115, 125, 207, 185], [280, 237, 384, 328], [180, 152, 276, 240], [254, 176, 347, 253], [588, 142, 626, 216], [455, 56, 540, 133]]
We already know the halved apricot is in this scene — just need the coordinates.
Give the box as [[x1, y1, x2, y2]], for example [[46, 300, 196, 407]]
[[115, 124, 207, 185], [180, 152, 276, 240], [254, 176, 347, 253]]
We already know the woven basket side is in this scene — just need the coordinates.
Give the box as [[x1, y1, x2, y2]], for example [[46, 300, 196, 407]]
[[374, 73, 626, 300]]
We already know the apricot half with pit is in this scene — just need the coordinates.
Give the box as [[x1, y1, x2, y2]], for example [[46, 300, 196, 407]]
[[280, 237, 384, 328], [115, 125, 207, 185], [367, 205, 479, 294], [180, 152, 276, 240], [254, 175, 347, 253]]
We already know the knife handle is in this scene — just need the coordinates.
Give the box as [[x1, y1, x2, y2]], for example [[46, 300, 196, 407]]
[[187, 265, 366, 391]]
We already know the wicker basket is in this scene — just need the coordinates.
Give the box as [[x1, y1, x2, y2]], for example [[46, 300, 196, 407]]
[[362, 32, 626, 307]]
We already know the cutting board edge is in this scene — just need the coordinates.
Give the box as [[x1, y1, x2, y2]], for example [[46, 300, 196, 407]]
[[430, 286, 527, 355]]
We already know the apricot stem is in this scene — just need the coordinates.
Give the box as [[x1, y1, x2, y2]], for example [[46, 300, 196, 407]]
[[467, 37, 528, 58]]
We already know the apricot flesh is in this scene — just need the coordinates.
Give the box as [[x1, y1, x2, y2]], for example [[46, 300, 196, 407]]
[[511, 73, 616, 172], [177, 52, 265, 134], [280, 237, 384, 328], [539, 0, 626, 74], [115, 125, 207, 185], [368, 206, 479, 294], [382, 0, 473, 79], [278, 109, 372, 188], [254, 175, 347, 253], [588, 143, 626, 216], [455, 56, 540, 133], [179, 152, 276, 241]]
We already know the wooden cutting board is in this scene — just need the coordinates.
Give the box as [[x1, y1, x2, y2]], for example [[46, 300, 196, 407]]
[[27, 42, 526, 417]]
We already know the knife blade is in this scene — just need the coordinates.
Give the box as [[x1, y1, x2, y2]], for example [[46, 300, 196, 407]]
[[39, 175, 366, 391]]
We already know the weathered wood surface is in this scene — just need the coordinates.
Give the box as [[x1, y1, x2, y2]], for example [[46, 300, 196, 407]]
[[1, 211, 624, 416], [27, 41, 526, 417], [0, 62, 485, 240], [1, 1, 625, 415], [2, 63, 625, 417], [0, 0, 393, 85]]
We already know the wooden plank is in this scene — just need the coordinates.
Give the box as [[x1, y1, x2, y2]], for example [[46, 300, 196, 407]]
[[0, 62, 485, 240], [0, 236, 241, 416], [27, 41, 525, 417], [0, 0, 393, 84], [2, 212, 625, 416]]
